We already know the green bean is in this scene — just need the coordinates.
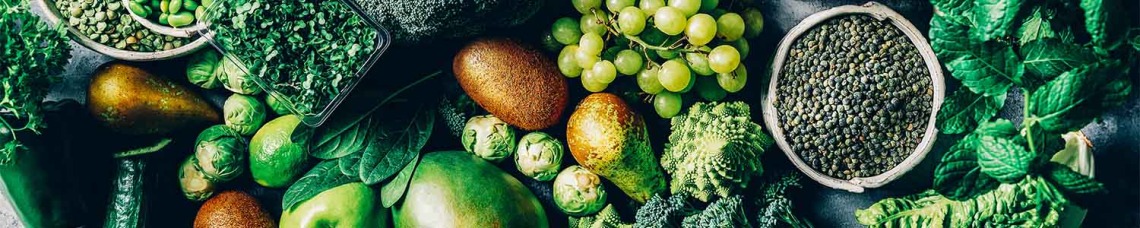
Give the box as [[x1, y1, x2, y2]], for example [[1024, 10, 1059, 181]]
[[168, 11, 195, 27]]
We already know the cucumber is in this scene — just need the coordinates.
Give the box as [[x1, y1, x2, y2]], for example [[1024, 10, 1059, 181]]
[[104, 158, 147, 228]]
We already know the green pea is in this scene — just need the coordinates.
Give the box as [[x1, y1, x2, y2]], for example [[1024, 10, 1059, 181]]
[[129, 2, 149, 18], [169, 0, 182, 14], [168, 11, 195, 27], [158, 13, 169, 25], [183, 0, 199, 11]]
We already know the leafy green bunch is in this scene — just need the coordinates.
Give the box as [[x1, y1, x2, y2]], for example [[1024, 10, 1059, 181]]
[[0, 0, 72, 164]]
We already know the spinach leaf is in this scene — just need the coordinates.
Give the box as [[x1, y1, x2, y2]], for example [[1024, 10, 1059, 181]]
[[977, 135, 1034, 183], [944, 42, 1022, 96], [1016, 7, 1056, 46], [359, 105, 435, 185], [933, 136, 1001, 200], [971, 0, 1023, 41], [282, 160, 357, 210], [1021, 39, 1097, 83], [929, 15, 973, 63], [1081, 0, 1127, 52], [380, 153, 420, 208], [1027, 62, 1132, 134], [1043, 162, 1105, 207], [339, 151, 363, 179], [936, 89, 1006, 134], [306, 117, 373, 160]]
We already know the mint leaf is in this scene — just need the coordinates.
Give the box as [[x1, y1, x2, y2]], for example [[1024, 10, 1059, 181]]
[[931, 0, 974, 22], [1021, 40, 1097, 84], [975, 118, 1019, 139], [282, 160, 356, 211], [977, 135, 1034, 183], [1017, 7, 1056, 46], [937, 89, 1006, 134], [930, 15, 973, 63], [1043, 162, 1106, 207], [933, 136, 1001, 200], [1028, 62, 1133, 134], [945, 42, 1022, 96], [1081, 0, 1126, 52], [972, 0, 1023, 41]]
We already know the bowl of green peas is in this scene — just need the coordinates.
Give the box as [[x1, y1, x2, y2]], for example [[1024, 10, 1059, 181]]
[[123, 0, 209, 37]]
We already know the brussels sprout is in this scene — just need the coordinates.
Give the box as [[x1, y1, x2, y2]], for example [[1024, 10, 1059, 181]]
[[179, 155, 215, 201], [194, 125, 247, 182], [553, 165, 608, 216], [224, 94, 268, 136], [515, 132, 564, 181], [461, 115, 516, 162], [265, 93, 292, 115], [217, 56, 262, 95], [186, 50, 221, 89]]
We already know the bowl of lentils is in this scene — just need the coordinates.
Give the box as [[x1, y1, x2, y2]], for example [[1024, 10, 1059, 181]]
[[761, 2, 945, 192], [33, 0, 209, 61]]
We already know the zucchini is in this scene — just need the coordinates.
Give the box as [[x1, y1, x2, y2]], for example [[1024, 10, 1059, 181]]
[[104, 158, 147, 228]]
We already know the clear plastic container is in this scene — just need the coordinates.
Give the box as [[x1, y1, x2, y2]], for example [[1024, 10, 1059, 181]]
[[195, 0, 391, 127]]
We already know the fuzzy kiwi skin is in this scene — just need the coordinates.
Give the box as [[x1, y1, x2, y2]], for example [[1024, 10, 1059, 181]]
[[194, 191, 275, 228], [87, 62, 220, 135], [565, 93, 665, 203], [453, 38, 568, 131]]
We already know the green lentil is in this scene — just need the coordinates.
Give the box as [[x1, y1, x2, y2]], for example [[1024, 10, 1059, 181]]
[[55, 0, 191, 52]]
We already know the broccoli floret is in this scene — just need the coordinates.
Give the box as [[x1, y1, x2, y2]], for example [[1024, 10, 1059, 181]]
[[755, 173, 813, 228], [661, 102, 774, 202], [569, 204, 632, 228], [353, 0, 544, 45], [438, 94, 480, 137], [680, 195, 751, 228], [635, 194, 693, 228]]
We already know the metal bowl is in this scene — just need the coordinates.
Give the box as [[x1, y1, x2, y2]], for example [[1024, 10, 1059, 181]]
[[32, 0, 208, 61], [121, 0, 207, 38], [761, 1, 946, 192]]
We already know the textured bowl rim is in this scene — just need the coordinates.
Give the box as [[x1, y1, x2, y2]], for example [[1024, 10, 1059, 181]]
[[32, 0, 208, 61], [761, 1, 946, 192], [121, 0, 208, 38]]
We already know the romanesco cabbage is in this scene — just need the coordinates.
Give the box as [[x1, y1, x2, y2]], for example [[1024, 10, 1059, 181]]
[[569, 204, 632, 228], [661, 102, 774, 202]]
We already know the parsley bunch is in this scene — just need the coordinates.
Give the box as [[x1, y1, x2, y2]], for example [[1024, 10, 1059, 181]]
[[0, 0, 72, 164]]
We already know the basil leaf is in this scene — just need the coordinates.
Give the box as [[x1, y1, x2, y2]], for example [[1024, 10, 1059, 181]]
[[971, 0, 1023, 41], [977, 135, 1034, 183], [339, 151, 363, 179], [929, 15, 972, 63], [1043, 162, 1105, 207], [360, 105, 434, 185], [944, 42, 1022, 96], [1028, 62, 1132, 134], [1021, 40, 1097, 84], [936, 89, 1006, 134], [1016, 7, 1056, 46], [1081, 0, 1126, 52], [381, 153, 420, 208], [282, 160, 357, 211], [933, 136, 1001, 200]]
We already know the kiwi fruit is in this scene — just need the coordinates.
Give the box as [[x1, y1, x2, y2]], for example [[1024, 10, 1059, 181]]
[[194, 191, 275, 228], [453, 38, 568, 131]]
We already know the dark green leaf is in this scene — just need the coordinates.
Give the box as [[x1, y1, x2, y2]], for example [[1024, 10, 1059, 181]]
[[1043, 162, 1106, 207], [282, 160, 356, 210], [1028, 62, 1133, 134], [359, 105, 434, 185], [1021, 40, 1097, 84], [975, 118, 1019, 139], [977, 135, 1034, 183], [933, 136, 1001, 200], [971, 0, 1023, 41], [929, 15, 973, 63], [937, 89, 1006, 134], [1081, 0, 1127, 52], [311, 117, 374, 159], [944, 42, 1022, 96], [931, 0, 974, 22], [380, 153, 420, 208], [338, 151, 362, 179], [1016, 7, 1056, 46], [1024, 123, 1065, 157]]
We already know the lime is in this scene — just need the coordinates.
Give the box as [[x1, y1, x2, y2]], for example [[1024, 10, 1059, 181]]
[[249, 115, 307, 188]]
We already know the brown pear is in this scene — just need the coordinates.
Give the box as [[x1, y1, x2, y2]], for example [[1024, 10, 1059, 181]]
[[87, 62, 220, 135]]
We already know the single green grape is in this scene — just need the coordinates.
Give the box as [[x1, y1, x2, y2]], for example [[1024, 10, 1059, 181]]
[[614, 49, 644, 75], [742, 8, 765, 39], [716, 13, 745, 41], [656, 49, 680, 59], [679, 73, 696, 93], [732, 38, 750, 59], [579, 32, 605, 55], [696, 76, 727, 101], [582, 72, 609, 92], [659, 59, 692, 92], [580, 12, 611, 35], [699, 0, 718, 13], [606, 0, 635, 13], [717, 64, 747, 93], [684, 48, 715, 76], [685, 14, 716, 46], [559, 45, 585, 78], [576, 48, 601, 70], [591, 60, 618, 84], [572, 0, 603, 14], [708, 45, 740, 74], [653, 6, 687, 35], [667, 0, 700, 17], [552, 17, 583, 45], [617, 7, 647, 35], [602, 46, 624, 61], [654, 92, 682, 118], [637, 66, 665, 94], [639, 0, 665, 16]]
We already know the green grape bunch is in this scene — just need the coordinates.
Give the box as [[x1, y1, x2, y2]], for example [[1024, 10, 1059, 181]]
[[553, 0, 765, 118]]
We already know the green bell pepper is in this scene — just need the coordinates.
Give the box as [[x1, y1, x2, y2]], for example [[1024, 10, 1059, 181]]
[[280, 182, 389, 228]]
